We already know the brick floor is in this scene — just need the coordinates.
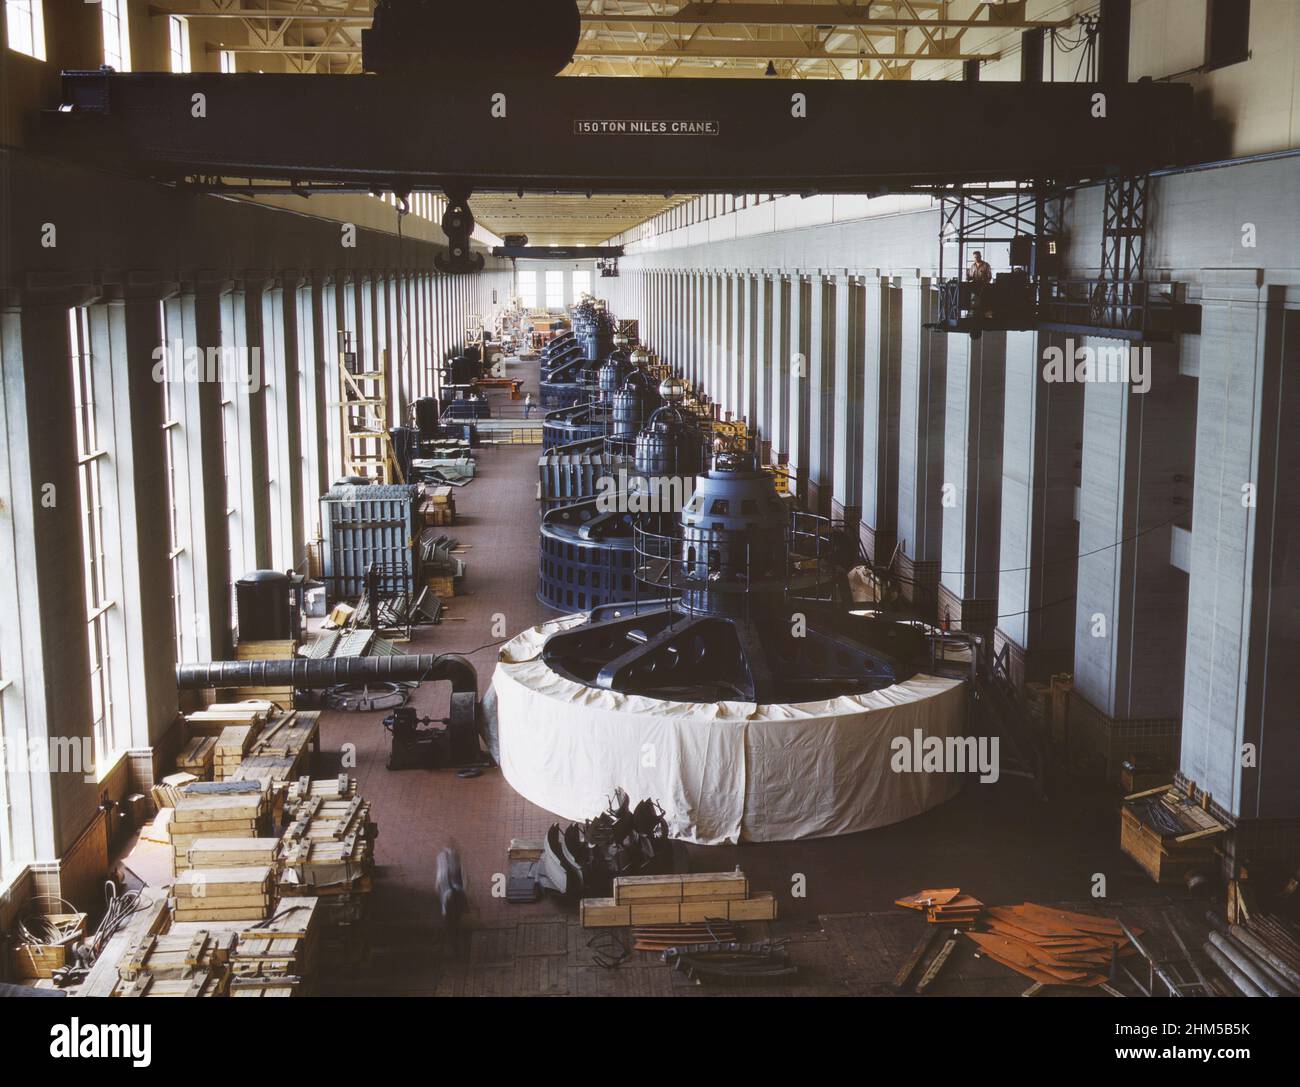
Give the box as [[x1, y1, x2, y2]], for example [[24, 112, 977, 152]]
[[307, 371, 1206, 997]]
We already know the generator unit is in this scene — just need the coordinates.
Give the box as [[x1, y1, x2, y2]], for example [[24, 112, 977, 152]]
[[541, 451, 925, 703], [538, 379, 708, 612]]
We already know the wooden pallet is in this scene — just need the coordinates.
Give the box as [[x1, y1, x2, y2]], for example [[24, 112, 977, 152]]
[[278, 793, 375, 895]]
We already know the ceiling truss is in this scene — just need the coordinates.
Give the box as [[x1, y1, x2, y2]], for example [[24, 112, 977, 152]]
[[156, 1, 1075, 79]]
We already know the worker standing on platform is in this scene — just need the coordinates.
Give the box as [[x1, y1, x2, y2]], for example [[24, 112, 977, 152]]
[[524, 392, 534, 418], [967, 250, 993, 317]]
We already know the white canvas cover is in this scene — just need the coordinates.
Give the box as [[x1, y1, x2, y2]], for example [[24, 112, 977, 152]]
[[493, 617, 967, 844]]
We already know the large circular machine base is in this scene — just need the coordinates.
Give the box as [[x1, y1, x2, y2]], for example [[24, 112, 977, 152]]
[[491, 616, 969, 845]]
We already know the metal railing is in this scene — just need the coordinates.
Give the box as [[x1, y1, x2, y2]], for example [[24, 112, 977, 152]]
[[630, 509, 839, 619]]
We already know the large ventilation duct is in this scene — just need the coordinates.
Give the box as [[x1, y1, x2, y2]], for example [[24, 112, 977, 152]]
[[176, 653, 477, 696]]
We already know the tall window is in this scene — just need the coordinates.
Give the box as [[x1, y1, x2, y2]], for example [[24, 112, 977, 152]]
[[168, 15, 191, 73], [101, 0, 131, 71], [5, 0, 45, 59], [571, 270, 592, 301], [69, 309, 116, 768], [0, 641, 12, 881], [159, 303, 189, 661], [545, 270, 565, 310], [518, 270, 538, 310], [219, 48, 237, 74]]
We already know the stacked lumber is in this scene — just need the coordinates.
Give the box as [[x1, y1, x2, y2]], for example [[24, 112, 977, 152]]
[[1121, 784, 1226, 885], [184, 702, 272, 737], [633, 921, 739, 952], [227, 896, 322, 996], [172, 865, 275, 924], [895, 887, 984, 926], [168, 784, 272, 873], [177, 837, 281, 874], [151, 772, 198, 810], [420, 486, 456, 527], [581, 871, 776, 928], [285, 774, 356, 806], [176, 735, 217, 781], [278, 792, 375, 897], [214, 724, 259, 781], [115, 971, 224, 998], [967, 903, 1140, 988], [230, 712, 321, 802], [116, 930, 238, 988], [233, 640, 299, 705]]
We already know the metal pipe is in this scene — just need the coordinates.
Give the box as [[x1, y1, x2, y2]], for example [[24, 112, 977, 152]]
[[1206, 910, 1298, 994], [1206, 932, 1283, 997], [176, 654, 478, 695], [1229, 924, 1300, 993], [1204, 941, 1264, 998]]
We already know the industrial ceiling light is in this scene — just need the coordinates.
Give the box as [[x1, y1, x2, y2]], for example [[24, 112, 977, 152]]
[[765, 60, 777, 77]]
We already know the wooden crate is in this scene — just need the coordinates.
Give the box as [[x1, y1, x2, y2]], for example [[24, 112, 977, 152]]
[[9, 912, 86, 979], [180, 837, 281, 873], [426, 574, 456, 598], [613, 871, 749, 904], [1119, 801, 1221, 885], [581, 892, 776, 928]]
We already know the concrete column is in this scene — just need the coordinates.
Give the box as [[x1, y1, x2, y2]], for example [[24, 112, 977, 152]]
[[754, 273, 771, 448], [727, 271, 742, 419], [706, 272, 719, 406], [1072, 338, 1194, 779], [263, 276, 306, 567], [1, 291, 98, 857], [373, 273, 393, 427], [939, 331, 1006, 643], [860, 272, 903, 564], [654, 270, 665, 356], [995, 331, 1083, 687], [676, 272, 687, 375], [896, 277, 946, 618], [325, 275, 347, 483], [742, 274, 759, 431], [88, 285, 179, 749], [168, 278, 233, 661], [1181, 276, 1300, 850], [788, 274, 811, 502], [692, 272, 705, 390], [302, 275, 330, 531], [240, 278, 273, 568], [418, 273, 431, 398], [807, 271, 835, 515], [770, 273, 789, 462], [831, 271, 864, 531]]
